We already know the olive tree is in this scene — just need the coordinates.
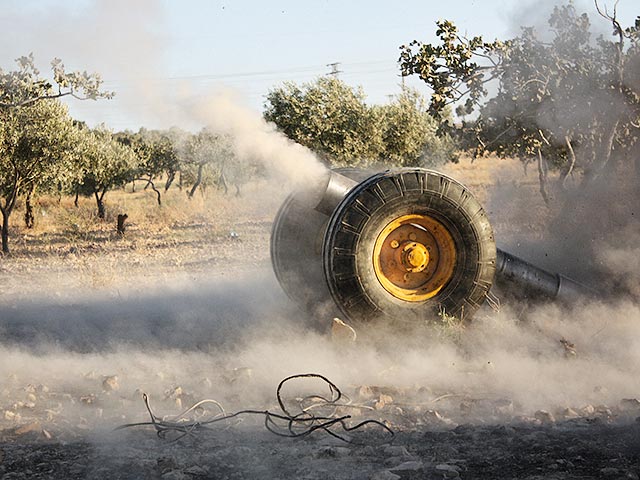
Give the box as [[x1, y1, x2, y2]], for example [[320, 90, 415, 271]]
[[75, 127, 138, 219], [399, 4, 640, 200], [375, 88, 457, 167], [115, 129, 179, 205], [264, 77, 458, 167], [0, 53, 113, 108], [0, 54, 112, 252], [264, 77, 383, 166], [180, 129, 235, 198], [0, 99, 76, 252]]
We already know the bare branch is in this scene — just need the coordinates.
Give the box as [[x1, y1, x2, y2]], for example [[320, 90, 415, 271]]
[[561, 135, 577, 189]]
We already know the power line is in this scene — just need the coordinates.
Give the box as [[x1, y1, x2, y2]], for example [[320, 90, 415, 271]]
[[326, 62, 342, 77]]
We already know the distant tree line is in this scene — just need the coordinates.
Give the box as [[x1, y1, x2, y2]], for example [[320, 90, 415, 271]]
[[1, 54, 462, 255], [0, 56, 268, 254]]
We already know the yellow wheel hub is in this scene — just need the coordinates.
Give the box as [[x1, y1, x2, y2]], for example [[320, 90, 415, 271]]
[[372, 214, 457, 301]]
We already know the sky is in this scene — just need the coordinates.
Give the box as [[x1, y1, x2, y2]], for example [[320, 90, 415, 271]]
[[1, 0, 637, 131]]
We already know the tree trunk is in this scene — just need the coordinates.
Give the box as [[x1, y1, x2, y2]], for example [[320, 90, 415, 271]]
[[95, 191, 106, 219], [219, 172, 228, 195], [24, 185, 36, 229], [136, 178, 162, 206], [1, 208, 10, 254], [74, 188, 79, 208], [188, 164, 204, 198], [537, 150, 551, 206], [117, 214, 128, 235], [150, 182, 162, 206], [165, 171, 175, 191]]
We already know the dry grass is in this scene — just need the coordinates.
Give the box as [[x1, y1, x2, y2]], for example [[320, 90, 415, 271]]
[[0, 159, 548, 297], [0, 181, 284, 297]]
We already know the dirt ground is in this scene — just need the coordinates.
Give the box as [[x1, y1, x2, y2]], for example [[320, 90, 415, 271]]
[[1, 160, 639, 479]]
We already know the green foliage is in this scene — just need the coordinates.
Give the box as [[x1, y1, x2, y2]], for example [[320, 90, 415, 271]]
[[399, 4, 640, 192], [264, 77, 457, 167], [0, 53, 113, 109], [0, 98, 76, 250], [75, 126, 139, 218], [115, 128, 180, 183], [179, 128, 234, 197], [375, 89, 458, 166], [264, 77, 382, 166]]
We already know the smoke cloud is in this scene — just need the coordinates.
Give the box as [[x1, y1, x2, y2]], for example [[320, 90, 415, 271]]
[[0, 2, 638, 463], [186, 90, 328, 189]]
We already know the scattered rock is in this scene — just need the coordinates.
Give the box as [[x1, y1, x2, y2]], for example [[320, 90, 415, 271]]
[[534, 410, 556, 424], [375, 394, 394, 410], [389, 460, 423, 473], [383, 445, 411, 457], [165, 386, 183, 399], [580, 405, 596, 416], [355, 385, 375, 401], [331, 317, 357, 345], [561, 407, 581, 419], [560, 338, 577, 358], [102, 375, 119, 392], [80, 394, 97, 405], [183, 465, 209, 476], [435, 463, 462, 477], [596, 405, 613, 418]]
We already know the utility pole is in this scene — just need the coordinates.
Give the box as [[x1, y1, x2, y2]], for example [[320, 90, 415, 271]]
[[326, 62, 342, 78]]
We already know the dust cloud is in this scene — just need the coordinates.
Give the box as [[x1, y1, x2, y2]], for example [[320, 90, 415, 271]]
[[1, 265, 639, 434], [0, 1, 638, 451], [185, 90, 329, 190]]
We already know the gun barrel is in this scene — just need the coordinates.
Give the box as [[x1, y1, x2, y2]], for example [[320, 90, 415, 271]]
[[495, 249, 592, 302]]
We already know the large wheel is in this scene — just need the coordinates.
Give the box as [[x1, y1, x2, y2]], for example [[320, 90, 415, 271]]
[[270, 169, 370, 316], [322, 168, 496, 324]]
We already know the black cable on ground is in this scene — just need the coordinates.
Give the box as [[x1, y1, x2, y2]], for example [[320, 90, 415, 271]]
[[116, 373, 394, 444]]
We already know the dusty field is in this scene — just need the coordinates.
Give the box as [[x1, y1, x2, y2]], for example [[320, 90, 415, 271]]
[[1, 161, 639, 480]]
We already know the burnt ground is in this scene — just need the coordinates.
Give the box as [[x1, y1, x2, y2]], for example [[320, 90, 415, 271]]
[[1, 420, 639, 479]]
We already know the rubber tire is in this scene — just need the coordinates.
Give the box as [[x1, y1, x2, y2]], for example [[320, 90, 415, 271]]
[[270, 168, 371, 316], [322, 168, 496, 324]]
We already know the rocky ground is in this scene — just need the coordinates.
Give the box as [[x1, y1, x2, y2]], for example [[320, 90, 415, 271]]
[[0, 395, 639, 479], [1, 161, 639, 479]]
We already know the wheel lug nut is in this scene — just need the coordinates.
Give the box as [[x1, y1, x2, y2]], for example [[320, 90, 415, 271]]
[[390, 240, 399, 248]]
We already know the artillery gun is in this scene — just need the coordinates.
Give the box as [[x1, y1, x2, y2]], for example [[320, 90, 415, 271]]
[[271, 168, 590, 325]]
